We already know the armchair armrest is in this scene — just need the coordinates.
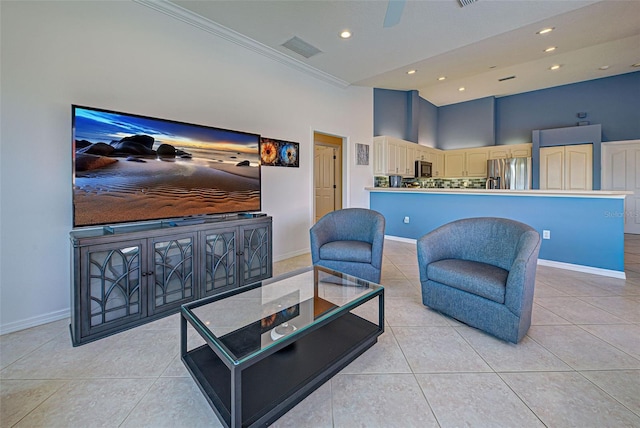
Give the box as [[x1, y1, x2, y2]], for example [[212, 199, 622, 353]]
[[505, 230, 541, 315], [310, 219, 334, 263], [369, 217, 385, 269], [417, 225, 458, 282]]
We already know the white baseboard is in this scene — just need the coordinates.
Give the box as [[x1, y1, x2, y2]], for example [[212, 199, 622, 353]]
[[537, 259, 626, 279], [0, 308, 70, 336], [384, 235, 417, 244], [273, 249, 310, 263], [384, 235, 626, 279]]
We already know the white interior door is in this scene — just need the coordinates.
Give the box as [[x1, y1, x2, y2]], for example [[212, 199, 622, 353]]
[[602, 141, 640, 234], [314, 145, 336, 222]]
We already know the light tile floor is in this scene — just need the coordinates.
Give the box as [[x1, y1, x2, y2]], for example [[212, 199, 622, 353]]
[[2, 237, 640, 427]]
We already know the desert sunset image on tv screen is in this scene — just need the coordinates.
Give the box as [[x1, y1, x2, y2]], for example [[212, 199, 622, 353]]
[[72, 106, 261, 227]]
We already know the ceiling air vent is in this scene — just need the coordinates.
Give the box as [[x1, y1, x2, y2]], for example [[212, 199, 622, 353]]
[[281, 36, 322, 59], [498, 75, 516, 82], [458, 0, 478, 7]]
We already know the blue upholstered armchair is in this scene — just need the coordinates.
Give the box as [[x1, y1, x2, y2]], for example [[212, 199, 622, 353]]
[[417, 217, 541, 343], [310, 208, 385, 283]]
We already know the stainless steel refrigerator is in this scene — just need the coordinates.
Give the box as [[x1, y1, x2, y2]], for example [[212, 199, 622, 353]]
[[486, 157, 532, 190]]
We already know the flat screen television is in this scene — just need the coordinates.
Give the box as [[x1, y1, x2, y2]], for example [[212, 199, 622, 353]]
[[72, 105, 261, 228]]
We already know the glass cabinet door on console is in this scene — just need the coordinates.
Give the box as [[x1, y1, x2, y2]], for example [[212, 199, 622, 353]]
[[148, 234, 195, 315], [79, 240, 146, 339], [240, 222, 272, 284], [71, 216, 272, 346], [202, 228, 238, 296]]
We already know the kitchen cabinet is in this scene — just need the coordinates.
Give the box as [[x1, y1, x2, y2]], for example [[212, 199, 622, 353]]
[[445, 150, 465, 177], [510, 144, 532, 158], [416, 146, 430, 162], [445, 147, 489, 177], [387, 138, 407, 175], [373, 136, 482, 178], [373, 136, 418, 177], [540, 144, 593, 190], [405, 145, 416, 175], [433, 152, 445, 177], [488, 143, 532, 159], [417, 146, 445, 177], [372, 137, 386, 175]]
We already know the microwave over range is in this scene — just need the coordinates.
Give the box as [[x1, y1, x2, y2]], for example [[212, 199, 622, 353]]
[[415, 160, 432, 178]]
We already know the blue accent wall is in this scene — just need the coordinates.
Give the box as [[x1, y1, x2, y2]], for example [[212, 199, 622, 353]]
[[370, 191, 625, 272], [437, 97, 496, 149], [374, 71, 640, 148], [374, 88, 409, 140], [418, 96, 438, 147], [406, 90, 420, 143], [496, 72, 640, 145]]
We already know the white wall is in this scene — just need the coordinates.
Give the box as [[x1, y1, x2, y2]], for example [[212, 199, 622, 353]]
[[0, 1, 374, 333]]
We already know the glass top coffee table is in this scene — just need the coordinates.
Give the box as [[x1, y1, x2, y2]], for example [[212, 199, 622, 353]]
[[181, 265, 384, 428]]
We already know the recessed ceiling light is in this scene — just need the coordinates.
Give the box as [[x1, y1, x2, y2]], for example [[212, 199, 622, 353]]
[[458, 87, 466, 92], [407, 69, 417, 75], [632, 63, 640, 68], [437, 76, 446, 81], [599, 65, 610, 70], [537, 27, 555, 35], [339, 30, 352, 39], [549, 64, 561, 70], [544, 46, 556, 53]]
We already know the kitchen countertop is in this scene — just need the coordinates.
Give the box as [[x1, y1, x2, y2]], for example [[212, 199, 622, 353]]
[[365, 187, 631, 198]]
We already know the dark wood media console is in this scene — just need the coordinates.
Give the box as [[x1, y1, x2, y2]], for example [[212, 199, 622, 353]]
[[69, 215, 272, 346]]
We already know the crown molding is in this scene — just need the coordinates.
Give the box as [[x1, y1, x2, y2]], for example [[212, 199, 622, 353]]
[[134, 0, 350, 89]]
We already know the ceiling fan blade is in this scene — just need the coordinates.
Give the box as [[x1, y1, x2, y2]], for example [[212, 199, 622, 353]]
[[383, 0, 406, 28]]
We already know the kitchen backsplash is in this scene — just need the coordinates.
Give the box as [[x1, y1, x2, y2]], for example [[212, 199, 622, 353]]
[[374, 176, 487, 189]]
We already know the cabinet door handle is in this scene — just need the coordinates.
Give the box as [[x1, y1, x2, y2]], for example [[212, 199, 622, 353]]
[[142, 271, 154, 277]]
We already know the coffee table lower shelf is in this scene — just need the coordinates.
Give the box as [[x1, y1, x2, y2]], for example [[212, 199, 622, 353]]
[[183, 312, 381, 428]]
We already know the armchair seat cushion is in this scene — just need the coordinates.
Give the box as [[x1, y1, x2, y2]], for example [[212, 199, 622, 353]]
[[319, 241, 372, 263], [427, 259, 508, 304]]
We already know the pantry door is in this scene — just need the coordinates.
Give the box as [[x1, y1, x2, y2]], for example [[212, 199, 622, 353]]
[[602, 141, 640, 234]]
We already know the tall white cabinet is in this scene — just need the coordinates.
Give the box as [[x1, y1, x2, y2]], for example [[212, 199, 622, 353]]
[[540, 144, 593, 190]]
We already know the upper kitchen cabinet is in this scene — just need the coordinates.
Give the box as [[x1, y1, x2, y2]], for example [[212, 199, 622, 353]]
[[445, 147, 489, 178], [540, 144, 593, 190], [373, 136, 419, 177], [431, 151, 445, 177], [405, 144, 416, 175], [387, 138, 410, 176], [444, 150, 464, 177], [488, 144, 532, 159], [416, 146, 430, 162], [419, 147, 445, 177]]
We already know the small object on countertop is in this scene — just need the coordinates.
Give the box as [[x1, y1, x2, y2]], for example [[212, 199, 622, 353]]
[[389, 175, 402, 187]]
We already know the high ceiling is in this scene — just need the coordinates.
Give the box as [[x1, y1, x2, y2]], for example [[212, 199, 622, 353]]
[[151, 0, 640, 106]]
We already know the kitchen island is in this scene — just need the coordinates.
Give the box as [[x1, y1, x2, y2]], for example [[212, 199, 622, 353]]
[[367, 187, 630, 278]]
